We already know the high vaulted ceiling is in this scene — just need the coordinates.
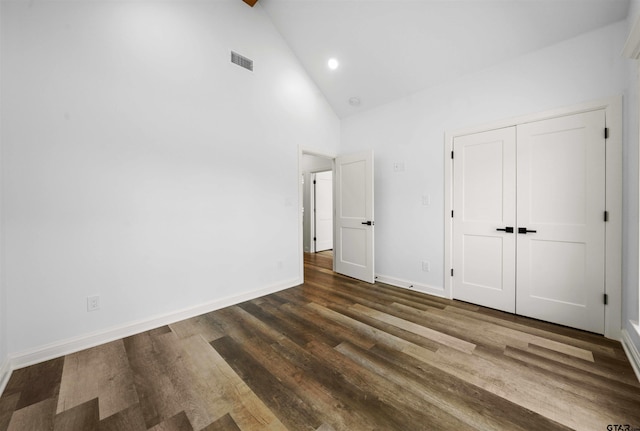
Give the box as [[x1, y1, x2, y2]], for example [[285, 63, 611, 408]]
[[260, 0, 630, 117]]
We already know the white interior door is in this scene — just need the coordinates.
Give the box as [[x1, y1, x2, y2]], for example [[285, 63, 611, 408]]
[[335, 150, 375, 283], [452, 128, 517, 312], [516, 111, 606, 333], [314, 171, 333, 252]]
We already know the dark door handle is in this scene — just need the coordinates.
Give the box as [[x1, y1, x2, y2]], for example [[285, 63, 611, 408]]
[[518, 227, 537, 234], [361, 221, 374, 226], [496, 227, 514, 233]]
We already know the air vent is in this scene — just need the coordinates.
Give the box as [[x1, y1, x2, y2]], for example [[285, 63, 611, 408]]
[[231, 51, 253, 71]]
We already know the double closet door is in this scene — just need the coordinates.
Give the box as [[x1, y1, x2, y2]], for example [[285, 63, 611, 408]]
[[452, 110, 606, 334]]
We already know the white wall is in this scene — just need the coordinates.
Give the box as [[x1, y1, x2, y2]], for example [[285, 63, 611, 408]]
[[0, 0, 7, 380], [342, 21, 633, 301], [0, 0, 339, 355]]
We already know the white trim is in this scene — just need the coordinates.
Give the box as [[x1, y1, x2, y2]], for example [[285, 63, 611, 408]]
[[375, 274, 446, 298], [310, 172, 317, 253], [621, 327, 640, 383], [0, 358, 11, 396], [444, 96, 623, 340], [7, 278, 300, 371]]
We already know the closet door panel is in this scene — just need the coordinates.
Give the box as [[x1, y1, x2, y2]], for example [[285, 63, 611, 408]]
[[452, 127, 516, 313], [516, 110, 606, 334]]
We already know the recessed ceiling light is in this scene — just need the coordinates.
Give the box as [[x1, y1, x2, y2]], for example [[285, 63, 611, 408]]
[[328, 58, 339, 70], [348, 97, 361, 106]]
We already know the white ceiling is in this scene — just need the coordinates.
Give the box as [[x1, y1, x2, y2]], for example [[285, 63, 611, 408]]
[[260, 0, 630, 118]]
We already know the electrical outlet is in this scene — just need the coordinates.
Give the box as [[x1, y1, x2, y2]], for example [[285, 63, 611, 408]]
[[87, 295, 100, 312], [422, 195, 431, 206], [422, 261, 431, 272], [393, 161, 405, 172]]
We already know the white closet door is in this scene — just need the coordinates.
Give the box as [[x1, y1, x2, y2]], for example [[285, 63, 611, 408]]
[[516, 111, 606, 333], [453, 127, 517, 312]]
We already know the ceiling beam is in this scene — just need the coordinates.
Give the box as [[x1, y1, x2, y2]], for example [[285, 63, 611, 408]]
[[242, 0, 258, 7]]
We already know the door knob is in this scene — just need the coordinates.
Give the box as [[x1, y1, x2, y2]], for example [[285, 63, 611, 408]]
[[496, 227, 514, 233], [518, 227, 537, 234], [361, 221, 375, 226]]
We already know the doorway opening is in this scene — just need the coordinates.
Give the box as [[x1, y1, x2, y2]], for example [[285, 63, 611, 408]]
[[301, 151, 335, 280], [310, 171, 333, 253], [298, 147, 376, 284]]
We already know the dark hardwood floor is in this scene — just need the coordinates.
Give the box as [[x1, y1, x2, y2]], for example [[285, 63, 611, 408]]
[[1, 252, 639, 430]]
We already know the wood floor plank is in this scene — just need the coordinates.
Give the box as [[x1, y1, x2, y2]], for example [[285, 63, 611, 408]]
[[477, 305, 625, 349], [6, 398, 56, 431], [57, 340, 138, 419], [5, 358, 64, 410], [169, 314, 225, 343], [278, 301, 376, 351], [123, 331, 185, 429], [526, 343, 640, 390], [388, 301, 507, 349], [591, 349, 640, 381], [2, 254, 639, 431], [504, 345, 640, 420], [53, 398, 99, 431], [0, 393, 20, 431], [238, 301, 336, 349], [306, 340, 477, 431], [150, 333, 221, 430], [306, 302, 438, 357], [266, 337, 414, 430], [97, 404, 146, 431], [350, 303, 476, 354], [177, 334, 287, 431], [201, 413, 242, 431], [148, 411, 193, 431], [254, 296, 343, 348], [212, 335, 321, 431], [364, 342, 573, 431], [213, 305, 410, 431], [451, 344, 636, 430], [446, 304, 617, 359]]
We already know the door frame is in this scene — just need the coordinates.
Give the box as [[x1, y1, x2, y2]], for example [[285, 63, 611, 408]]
[[444, 96, 622, 340], [310, 172, 317, 253], [298, 147, 336, 280]]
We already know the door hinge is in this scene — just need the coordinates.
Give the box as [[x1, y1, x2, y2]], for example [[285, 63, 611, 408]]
[[451, 151, 454, 159], [604, 128, 609, 139], [451, 210, 454, 218], [313, 237, 316, 241], [604, 293, 608, 305], [451, 268, 454, 277], [313, 180, 316, 185], [604, 211, 609, 222]]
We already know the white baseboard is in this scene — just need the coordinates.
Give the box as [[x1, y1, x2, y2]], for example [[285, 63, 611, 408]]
[[375, 274, 446, 298], [0, 357, 11, 396], [621, 327, 640, 383], [8, 277, 301, 372]]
